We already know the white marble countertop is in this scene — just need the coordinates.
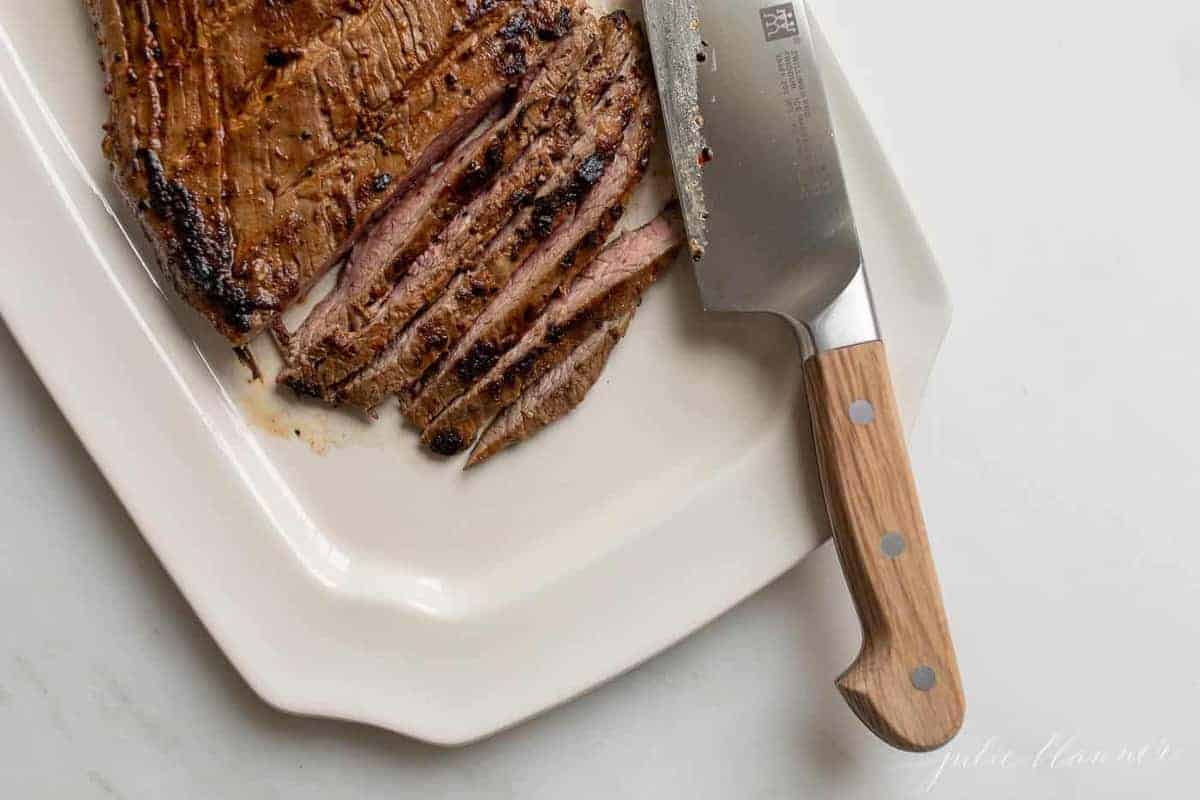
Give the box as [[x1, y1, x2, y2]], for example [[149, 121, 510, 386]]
[[3, 0, 1199, 795]]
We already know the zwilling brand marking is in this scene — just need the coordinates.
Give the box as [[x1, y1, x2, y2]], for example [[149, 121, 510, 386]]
[[773, 42, 835, 198], [759, 3, 799, 42]]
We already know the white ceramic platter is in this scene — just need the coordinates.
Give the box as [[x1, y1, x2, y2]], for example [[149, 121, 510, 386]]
[[0, 0, 949, 744]]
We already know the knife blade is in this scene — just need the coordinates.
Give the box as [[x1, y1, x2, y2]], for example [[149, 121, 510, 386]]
[[643, 0, 965, 752]]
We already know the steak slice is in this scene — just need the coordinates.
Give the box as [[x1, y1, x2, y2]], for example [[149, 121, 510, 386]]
[[466, 309, 636, 466], [277, 13, 605, 398], [338, 28, 643, 410], [422, 206, 683, 456], [86, 0, 577, 342], [405, 83, 659, 428]]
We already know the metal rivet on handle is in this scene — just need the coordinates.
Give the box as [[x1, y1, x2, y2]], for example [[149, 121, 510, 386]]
[[911, 665, 937, 692], [881, 532, 906, 559], [848, 399, 875, 425]]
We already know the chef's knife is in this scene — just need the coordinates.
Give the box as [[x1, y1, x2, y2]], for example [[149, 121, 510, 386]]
[[642, 0, 964, 751]]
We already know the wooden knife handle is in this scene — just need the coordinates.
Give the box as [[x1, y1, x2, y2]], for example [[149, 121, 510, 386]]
[[802, 340, 964, 752]]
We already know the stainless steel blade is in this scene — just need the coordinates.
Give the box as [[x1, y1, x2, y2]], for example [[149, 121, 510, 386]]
[[643, 0, 877, 351]]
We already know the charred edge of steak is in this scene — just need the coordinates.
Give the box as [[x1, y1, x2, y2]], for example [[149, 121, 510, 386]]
[[538, 6, 575, 40], [287, 378, 327, 400], [264, 48, 303, 69], [428, 428, 466, 456], [454, 340, 502, 385], [466, 0, 505, 25], [453, 138, 508, 201], [528, 151, 610, 238], [498, 5, 573, 43], [370, 173, 393, 193], [497, 2, 575, 77], [139, 148, 274, 333], [498, 11, 535, 40], [495, 9, 539, 78], [498, 47, 528, 79]]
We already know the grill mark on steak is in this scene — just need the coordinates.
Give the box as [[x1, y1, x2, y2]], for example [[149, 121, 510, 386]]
[[405, 82, 658, 427], [337, 23, 641, 409], [139, 147, 262, 329], [277, 16, 602, 398], [86, 0, 577, 342], [421, 205, 683, 454], [465, 308, 635, 464]]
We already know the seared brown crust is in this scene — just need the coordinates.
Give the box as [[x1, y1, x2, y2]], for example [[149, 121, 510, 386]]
[[277, 13, 604, 397], [338, 23, 641, 410], [405, 83, 659, 427], [463, 308, 635, 464], [420, 205, 682, 454], [85, 0, 577, 341]]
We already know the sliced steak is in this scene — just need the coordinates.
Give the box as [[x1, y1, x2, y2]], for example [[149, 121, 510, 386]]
[[278, 14, 604, 397], [466, 309, 635, 466], [286, 120, 569, 394], [422, 206, 683, 455], [275, 103, 506, 396], [406, 83, 659, 428], [338, 28, 643, 410], [86, 0, 578, 342], [309, 14, 640, 401], [291, 128, 563, 394]]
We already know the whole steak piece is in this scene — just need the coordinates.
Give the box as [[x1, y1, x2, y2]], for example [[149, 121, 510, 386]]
[[84, 0, 578, 342]]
